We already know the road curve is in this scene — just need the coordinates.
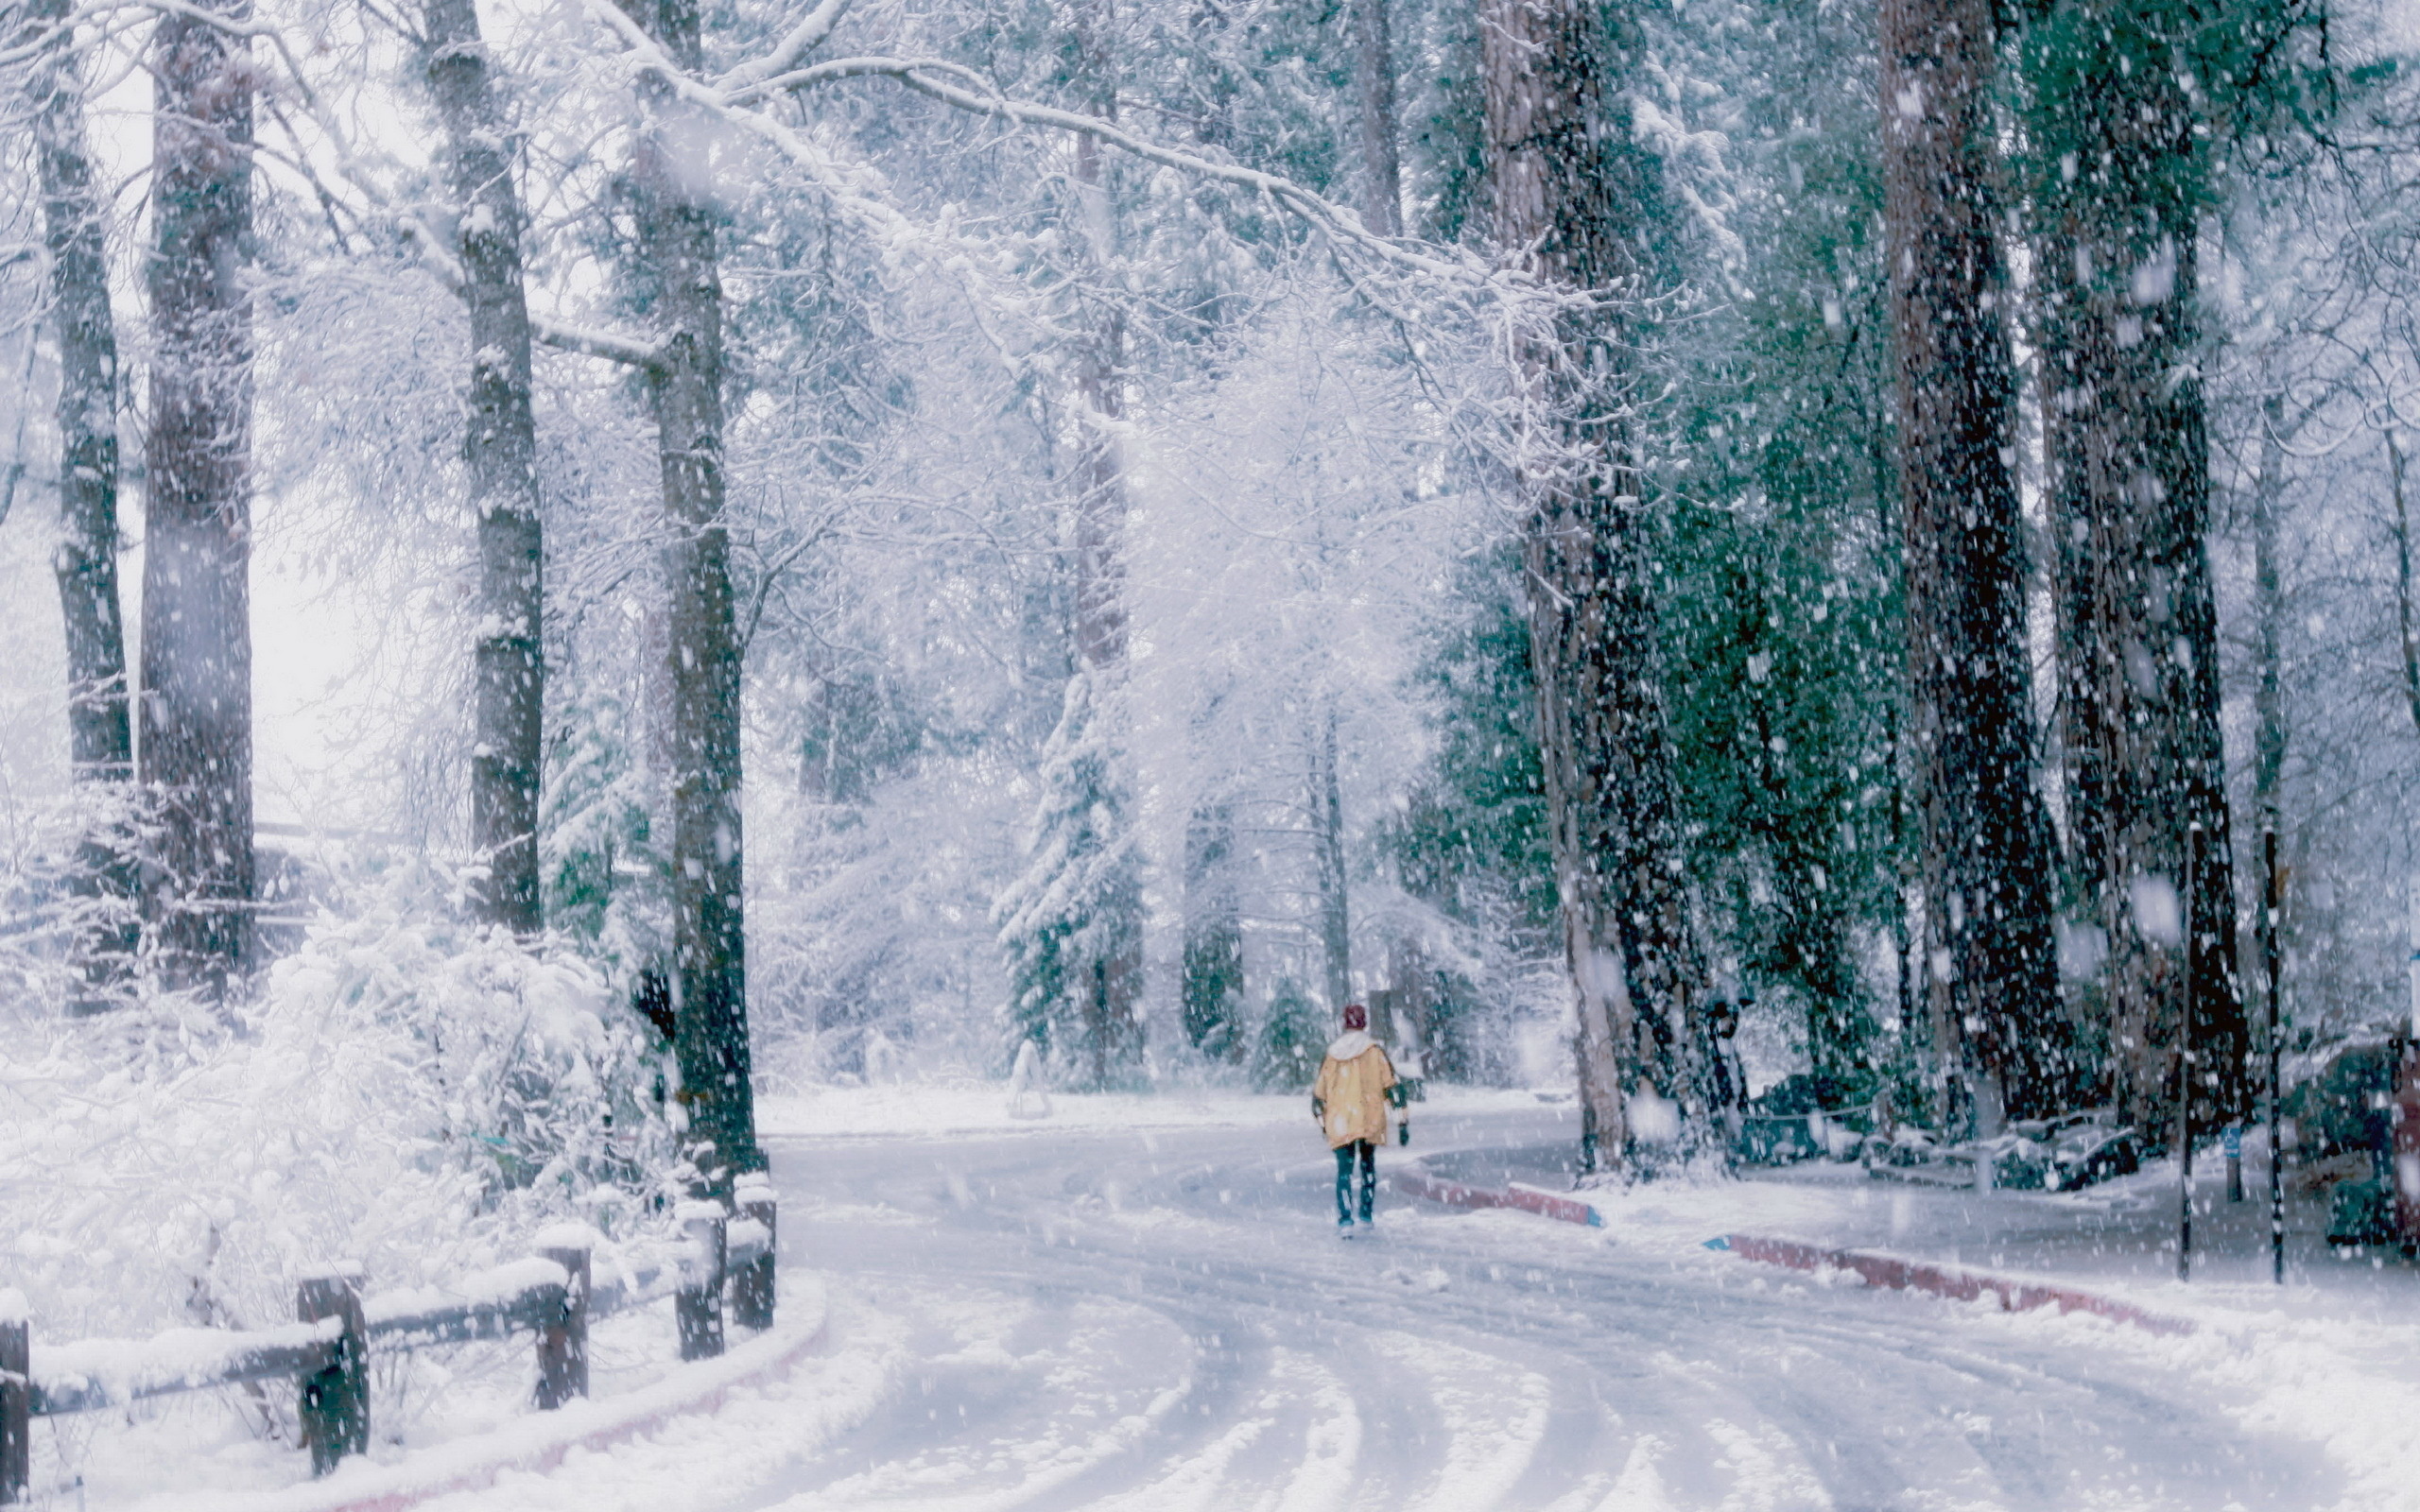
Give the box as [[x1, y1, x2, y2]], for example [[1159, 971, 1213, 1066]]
[[721, 1108, 2336, 1512]]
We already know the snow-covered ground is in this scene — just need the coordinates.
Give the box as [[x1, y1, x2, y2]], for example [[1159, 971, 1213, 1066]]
[[45, 1100, 2420, 1510], [751, 1081, 1553, 1141]]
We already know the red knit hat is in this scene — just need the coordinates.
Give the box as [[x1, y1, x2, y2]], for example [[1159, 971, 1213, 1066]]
[[1342, 1004, 1367, 1030]]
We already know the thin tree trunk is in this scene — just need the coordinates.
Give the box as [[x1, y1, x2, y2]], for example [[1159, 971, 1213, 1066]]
[[2253, 398, 2285, 830], [1312, 709, 1351, 1014], [2038, 29, 2246, 1132], [624, 0, 756, 1185], [1483, 0, 1708, 1174], [1063, 0, 1143, 1084], [2389, 431, 2420, 742], [1350, 0, 1401, 237], [426, 0, 544, 936], [1880, 0, 2066, 1128], [24, 0, 137, 1007], [142, 0, 257, 999]]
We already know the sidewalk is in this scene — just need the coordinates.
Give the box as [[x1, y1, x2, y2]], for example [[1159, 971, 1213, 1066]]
[[1410, 1142, 2420, 1328]]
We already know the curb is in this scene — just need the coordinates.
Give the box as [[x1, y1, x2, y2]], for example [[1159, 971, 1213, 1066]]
[[163, 1286, 829, 1512], [1714, 1233, 2196, 1336], [1392, 1165, 1603, 1228]]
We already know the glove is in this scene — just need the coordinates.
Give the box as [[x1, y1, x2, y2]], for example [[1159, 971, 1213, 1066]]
[[1311, 1097, 1325, 1124]]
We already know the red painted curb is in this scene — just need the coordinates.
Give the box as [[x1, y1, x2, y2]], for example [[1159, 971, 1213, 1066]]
[[1393, 1168, 1603, 1227], [1722, 1233, 2196, 1336]]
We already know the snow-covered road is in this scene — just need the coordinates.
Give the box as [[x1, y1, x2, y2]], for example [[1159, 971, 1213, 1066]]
[[449, 1107, 2349, 1512], [751, 1109, 2333, 1511]]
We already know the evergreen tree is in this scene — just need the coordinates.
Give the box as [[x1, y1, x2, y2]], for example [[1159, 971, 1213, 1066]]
[[1482, 0, 1714, 1171], [1883, 0, 2067, 1128], [2019, 0, 2321, 1128], [1253, 978, 1325, 1092], [994, 671, 1145, 1090]]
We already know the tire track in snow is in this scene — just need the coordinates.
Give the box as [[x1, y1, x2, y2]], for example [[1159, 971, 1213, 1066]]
[[394, 1114, 2352, 1512]]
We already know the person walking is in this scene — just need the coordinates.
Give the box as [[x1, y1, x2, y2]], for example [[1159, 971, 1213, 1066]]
[[1313, 1004, 1397, 1235]]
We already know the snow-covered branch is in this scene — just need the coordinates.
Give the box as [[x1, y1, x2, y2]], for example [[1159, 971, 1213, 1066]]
[[713, 0, 853, 95]]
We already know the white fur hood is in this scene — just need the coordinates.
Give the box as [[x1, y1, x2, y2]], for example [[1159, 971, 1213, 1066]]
[[1324, 1030, 1377, 1061]]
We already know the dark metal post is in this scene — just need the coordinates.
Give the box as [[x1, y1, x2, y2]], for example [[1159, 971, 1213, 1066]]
[[2265, 824, 2286, 1283], [534, 1241, 589, 1408], [675, 1203, 726, 1362], [0, 1298, 26, 1504], [298, 1267, 369, 1474], [2179, 825, 2201, 1282], [732, 1177, 777, 1332], [2227, 1125, 2245, 1203]]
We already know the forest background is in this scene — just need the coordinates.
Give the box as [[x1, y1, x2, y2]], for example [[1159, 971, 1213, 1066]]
[[0, 0, 2416, 1341]]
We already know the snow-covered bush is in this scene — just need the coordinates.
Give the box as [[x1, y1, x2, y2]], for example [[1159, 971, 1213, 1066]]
[[0, 866, 675, 1346]]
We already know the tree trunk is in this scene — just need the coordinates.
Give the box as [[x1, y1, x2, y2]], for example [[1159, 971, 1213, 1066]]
[[142, 0, 256, 999], [624, 0, 756, 1185], [1062, 1, 1144, 1082], [24, 0, 137, 1007], [1482, 0, 1708, 1173], [426, 0, 544, 936], [2037, 25, 2246, 1132], [1312, 710, 1352, 1014], [1350, 0, 1402, 237], [1880, 0, 2066, 1128], [2253, 398, 2285, 835]]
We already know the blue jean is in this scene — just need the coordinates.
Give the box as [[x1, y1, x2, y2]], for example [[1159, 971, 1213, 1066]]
[[1334, 1140, 1375, 1224]]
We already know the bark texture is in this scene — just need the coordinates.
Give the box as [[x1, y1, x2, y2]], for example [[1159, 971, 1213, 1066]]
[[1058, 0, 1144, 1083], [142, 0, 256, 998], [26, 0, 138, 1005], [1312, 710, 1352, 1014], [1350, 0, 1402, 237], [2035, 17, 2247, 1128], [625, 0, 757, 1182], [426, 0, 545, 936], [1483, 0, 1708, 1172], [1880, 0, 2066, 1125]]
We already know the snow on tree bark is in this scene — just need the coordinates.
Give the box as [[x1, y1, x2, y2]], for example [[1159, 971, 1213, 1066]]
[[996, 0, 1144, 1091], [2031, 6, 2248, 1131], [623, 0, 757, 1182], [24, 0, 138, 1007], [1880, 0, 2066, 1126], [142, 0, 256, 999], [1350, 0, 1403, 239], [1482, 0, 1710, 1172], [426, 0, 545, 937], [1312, 708, 1352, 1016]]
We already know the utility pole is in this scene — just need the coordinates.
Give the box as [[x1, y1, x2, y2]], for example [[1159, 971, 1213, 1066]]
[[2178, 823, 2202, 1282], [2265, 824, 2284, 1284]]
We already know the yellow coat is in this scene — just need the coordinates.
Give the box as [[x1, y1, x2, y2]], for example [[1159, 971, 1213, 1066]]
[[1312, 1033, 1397, 1149]]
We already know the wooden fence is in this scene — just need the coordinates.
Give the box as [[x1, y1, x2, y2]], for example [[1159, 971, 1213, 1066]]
[[0, 1174, 777, 1503]]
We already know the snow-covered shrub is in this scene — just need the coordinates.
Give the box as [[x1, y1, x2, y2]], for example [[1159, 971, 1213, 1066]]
[[0, 868, 675, 1346]]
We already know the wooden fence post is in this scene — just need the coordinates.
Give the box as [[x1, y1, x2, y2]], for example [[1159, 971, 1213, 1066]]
[[675, 1202, 726, 1362], [298, 1267, 368, 1475], [0, 1291, 26, 1505], [534, 1239, 590, 1409], [733, 1177, 777, 1331]]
